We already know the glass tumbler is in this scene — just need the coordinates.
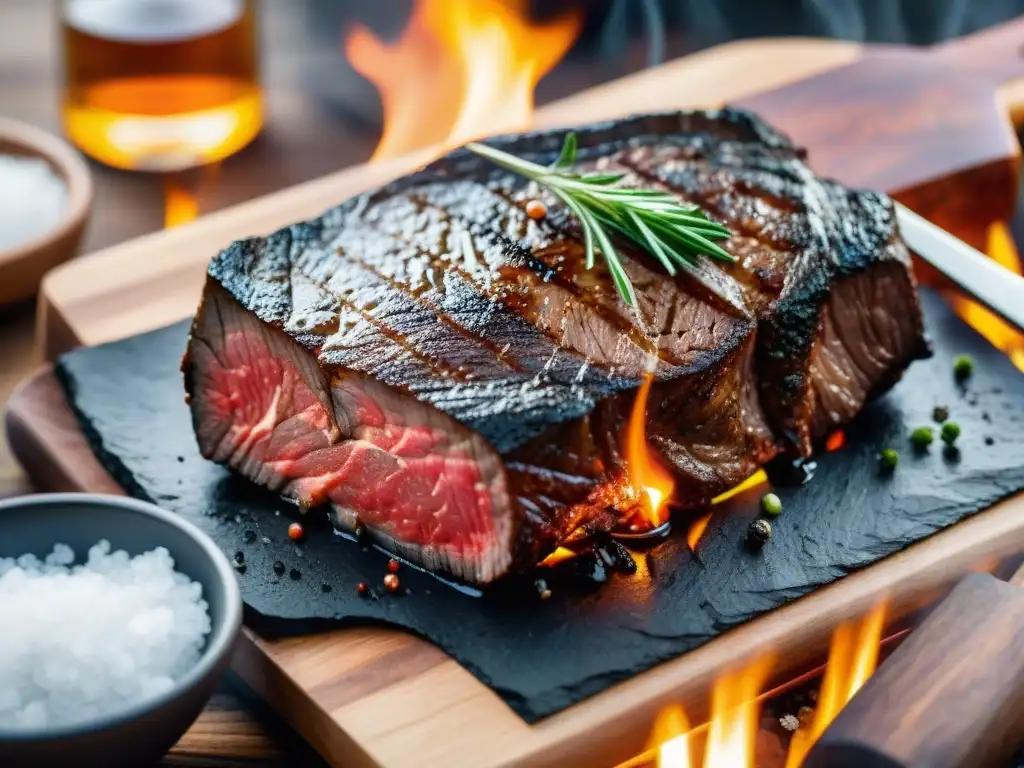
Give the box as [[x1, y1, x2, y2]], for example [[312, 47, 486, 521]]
[[59, 0, 263, 171]]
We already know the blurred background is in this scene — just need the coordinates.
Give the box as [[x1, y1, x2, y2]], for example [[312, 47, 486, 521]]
[[3, 3, 1024, 764], [4, 0, 1024, 251]]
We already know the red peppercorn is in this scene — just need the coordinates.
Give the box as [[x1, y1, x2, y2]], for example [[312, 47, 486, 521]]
[[387, 558, 400, 574], [383, 573, 400, 593], [357, 582, 369, 597], [288, 522, 304, 541], [525, 199, 547, 220]]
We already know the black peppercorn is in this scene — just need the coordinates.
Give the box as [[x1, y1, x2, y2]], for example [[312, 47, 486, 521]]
[[747, 518, 772, 546], [272, 560, 285, 576]]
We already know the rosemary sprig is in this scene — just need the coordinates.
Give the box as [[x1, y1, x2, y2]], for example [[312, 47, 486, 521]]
[[465, 132, 735, 307]]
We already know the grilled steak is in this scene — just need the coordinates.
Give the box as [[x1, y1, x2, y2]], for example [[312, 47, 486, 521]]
[[183, 109, 928, 584]]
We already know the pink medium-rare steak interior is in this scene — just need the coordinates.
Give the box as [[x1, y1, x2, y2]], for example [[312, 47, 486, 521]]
[[187, 284, 515, 583]]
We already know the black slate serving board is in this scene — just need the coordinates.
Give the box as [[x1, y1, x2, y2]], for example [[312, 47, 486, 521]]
[[56, 289, 1024, 722]]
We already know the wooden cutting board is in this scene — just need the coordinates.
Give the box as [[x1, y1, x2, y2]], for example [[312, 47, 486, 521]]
[[7, 21, 1024, 768]]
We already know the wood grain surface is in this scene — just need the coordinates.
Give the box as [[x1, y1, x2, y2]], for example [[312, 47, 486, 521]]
[[6, 14, 1024, 768]]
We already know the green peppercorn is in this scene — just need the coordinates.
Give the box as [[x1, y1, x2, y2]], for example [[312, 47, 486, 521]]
[[932, 406, 949, 423], [952, 355, 974, 379], [761, 492, 783, 517], [941, 421, 961, 446], [909, 426, 934, 449], [879, 448, 899, 471]]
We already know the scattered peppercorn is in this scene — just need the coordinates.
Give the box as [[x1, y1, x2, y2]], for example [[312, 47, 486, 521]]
[[288, 522, 304, 541], [879, 448, 899, 471], [243, 530, 257, 543], [941, 421, 961, 446], [932, 406, 949, 423], [272, 560, 285, 576], [953, 354, 974, 379], [289, 568, 302, 580], [747, 518, 772, 546], [525, 199, 548, 220], [234, 551, 245, 564], [909, 426, 934, 449], [321, 583, 332, 593], [760, 492, 783, 517], [985, 436, 995, 446], [233, 562, 247, 574], [357, 582, 369, 597], [384, 573, 400, 593], [387, 558, 400, 574]]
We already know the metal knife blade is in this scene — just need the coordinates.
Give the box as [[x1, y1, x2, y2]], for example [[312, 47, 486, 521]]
[[895, 203, 1024, 333]]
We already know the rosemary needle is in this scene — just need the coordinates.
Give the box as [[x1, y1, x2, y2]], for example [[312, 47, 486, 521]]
[[465, 132, 735, 307]]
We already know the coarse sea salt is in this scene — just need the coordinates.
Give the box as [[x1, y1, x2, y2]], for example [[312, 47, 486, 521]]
[[0, 541, 211, 731], [0, 154, 68, 252]]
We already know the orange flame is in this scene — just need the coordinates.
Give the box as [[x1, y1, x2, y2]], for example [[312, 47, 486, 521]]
[[650, 705, 692, 768], [625, 372, 676, 528], [164, 176, 199, 229], [704, 656, 773, 767], [654, 656, 773, 768], [784, 602, 887, 768], [540, 546, 577, 567], [686, 513, 712, 552], [346, 0, 581, 161], [951, 222, 1024, 372]]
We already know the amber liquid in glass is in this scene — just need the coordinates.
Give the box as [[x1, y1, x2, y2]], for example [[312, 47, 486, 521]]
[[61, 0, 262, 170]]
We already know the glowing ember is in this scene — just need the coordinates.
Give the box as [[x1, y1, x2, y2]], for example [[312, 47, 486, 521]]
[[950, 221, 1024, 372], [624, 371, 676, 529], [540, 546, 577, 567], [710, 470, 767, 506], [686, 513, 712, 552], [824, 431, 846, 452], [784, 602, 886, 767], [346, 0, 581, 161]]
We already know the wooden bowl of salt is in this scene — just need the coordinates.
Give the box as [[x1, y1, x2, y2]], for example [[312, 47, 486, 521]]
[[0, 118, 93, 307]]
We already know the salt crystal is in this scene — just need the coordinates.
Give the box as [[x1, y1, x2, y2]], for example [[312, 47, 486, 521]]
[[0, 154, 68, 252], [0, 541, 211, 730]]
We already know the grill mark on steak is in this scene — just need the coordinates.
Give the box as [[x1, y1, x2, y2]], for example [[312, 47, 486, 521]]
[[316, 191, 661, 384], [186, 108, 929, 584]]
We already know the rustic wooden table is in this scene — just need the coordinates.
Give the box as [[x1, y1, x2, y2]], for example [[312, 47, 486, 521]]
[[0, 1, 637, 764]]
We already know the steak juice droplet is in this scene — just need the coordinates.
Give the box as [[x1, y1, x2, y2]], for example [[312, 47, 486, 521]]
[[59, 0, 263, 170]]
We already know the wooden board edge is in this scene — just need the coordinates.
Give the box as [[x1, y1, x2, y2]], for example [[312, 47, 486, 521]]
[[7, 366, 1024, 767]]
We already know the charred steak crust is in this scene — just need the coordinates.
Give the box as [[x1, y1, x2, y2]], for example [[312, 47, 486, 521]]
[[184, 108, 928, 583]]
